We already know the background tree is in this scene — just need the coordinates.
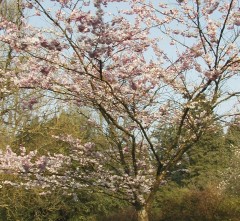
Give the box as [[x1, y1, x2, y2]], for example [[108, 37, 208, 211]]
[[0, 108, 127, 221], [181, 95, 230, 187], [222, 117, 240, 196]]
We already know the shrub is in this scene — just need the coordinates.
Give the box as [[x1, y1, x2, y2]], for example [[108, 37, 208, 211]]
[[151, 184, 240, 221]]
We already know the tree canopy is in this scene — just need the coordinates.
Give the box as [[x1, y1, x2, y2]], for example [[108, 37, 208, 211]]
[[0, 1, 240, 221]]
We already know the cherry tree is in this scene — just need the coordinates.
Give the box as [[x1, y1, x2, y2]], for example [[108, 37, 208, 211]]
[[0, 0, 240, 220]]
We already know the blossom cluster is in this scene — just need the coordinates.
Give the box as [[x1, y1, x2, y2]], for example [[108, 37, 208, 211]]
[[0, 0, 239, 209]]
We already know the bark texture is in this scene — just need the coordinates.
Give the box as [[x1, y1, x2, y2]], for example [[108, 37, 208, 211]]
[[137, 207, 149, 221]]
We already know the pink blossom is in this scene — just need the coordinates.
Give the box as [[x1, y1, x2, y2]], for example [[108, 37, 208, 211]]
[[0, 0, 240, 218]]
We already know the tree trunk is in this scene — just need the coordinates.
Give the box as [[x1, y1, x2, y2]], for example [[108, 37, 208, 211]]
[[136, 206, 149, 221]]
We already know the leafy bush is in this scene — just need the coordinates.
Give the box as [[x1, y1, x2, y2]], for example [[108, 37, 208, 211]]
[[97, 207, 137, 221], [151, 184, 240, 221]]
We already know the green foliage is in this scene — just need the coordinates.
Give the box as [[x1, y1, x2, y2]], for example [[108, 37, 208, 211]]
[[148, 100, 239, 221], [154, 93, 231, 187], [0, 185, 127, 221], [185, 125, 230, 187], [0, 114, 240, 221], [154, 122, 229, 187], [152, 184, 240, 221], [100, 183, 240, 221], [0, 109, 127, 221], [97, 207, 137, 221], [0, 0, 21, 23], [225, 118, 240, 147], [13, 109, 103, 154], [0, 186, 73, 221], [0, 100, 239, 221], [221, 118, 240, 196]]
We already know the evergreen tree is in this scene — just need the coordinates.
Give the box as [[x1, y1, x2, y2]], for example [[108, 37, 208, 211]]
[[185, 126, 229, 187], [154, 95, 231, 187], [223, 117, 240, 196]]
